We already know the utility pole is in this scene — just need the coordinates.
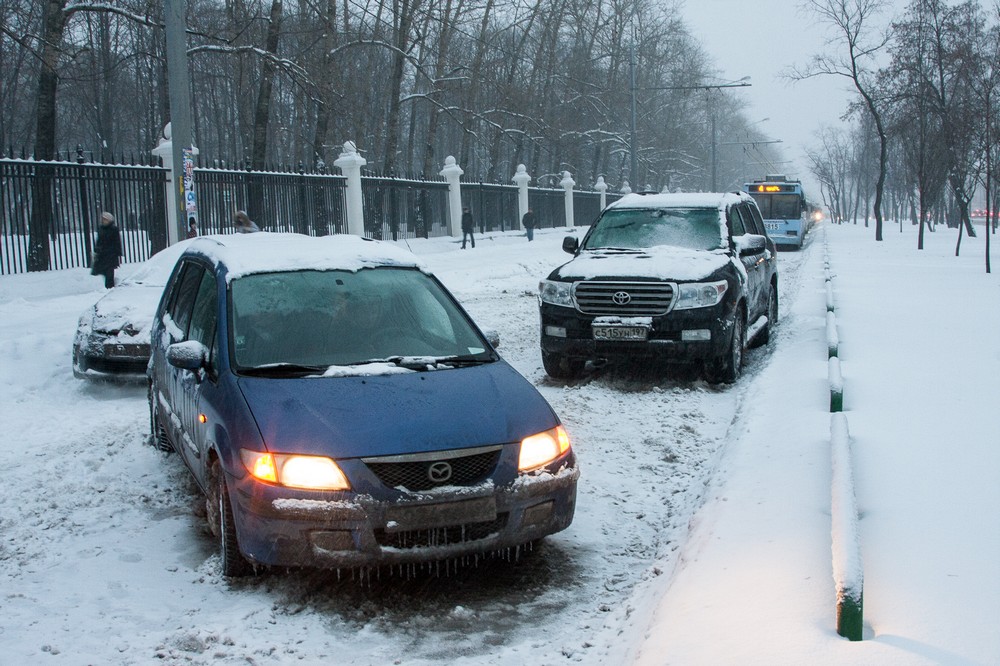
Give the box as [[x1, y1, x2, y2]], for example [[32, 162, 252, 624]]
[[629, 45, 638, 188], [164, 0, 194, 245]]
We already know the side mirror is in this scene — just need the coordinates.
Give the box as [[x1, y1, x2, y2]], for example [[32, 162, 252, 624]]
[[167, 340, 209, 371], [562, 236, 579, 255], [737, 234, 767, 256]]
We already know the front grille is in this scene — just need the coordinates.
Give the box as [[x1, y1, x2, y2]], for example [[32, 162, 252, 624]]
[[365, 448, 501, 491], [374, 514, 508, 549], [574, 281, 674, 315]]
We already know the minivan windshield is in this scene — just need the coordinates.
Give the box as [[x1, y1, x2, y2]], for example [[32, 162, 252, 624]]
[[229, 267, 490, 370], [583, 207, 725, 251]]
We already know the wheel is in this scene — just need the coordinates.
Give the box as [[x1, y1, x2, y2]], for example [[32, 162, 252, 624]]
[[148, 382, 173, 453], [207, 460, 255, 577], [704, 310, 746, 384], [758, 285, 778, 346], [542, 350, 585, 380]]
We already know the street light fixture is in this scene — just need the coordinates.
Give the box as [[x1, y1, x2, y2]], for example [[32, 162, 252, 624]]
[[626, 58, 751, 189]]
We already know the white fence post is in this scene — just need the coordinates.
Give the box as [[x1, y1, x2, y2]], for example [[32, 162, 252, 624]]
[[620, 180, 632, 195], [440, 156, 464, 237], [513, 164, 531, 224], [595, 175, 608, 211], [333, 141, 366, 236], [560, 170, 575, 227]]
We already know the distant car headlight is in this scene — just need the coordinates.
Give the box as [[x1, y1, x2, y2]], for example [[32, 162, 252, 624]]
[[518, 425, 572, 472], [240, 449, 351, 490], [673, 280, 728, 310], [539, 280, 574, 307]]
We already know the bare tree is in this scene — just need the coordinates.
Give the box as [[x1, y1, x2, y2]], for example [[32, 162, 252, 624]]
[[794, 0, 890, 241]]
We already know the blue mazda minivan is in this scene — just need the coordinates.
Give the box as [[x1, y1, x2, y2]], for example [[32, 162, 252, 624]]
[[148, 233, 578, 576]]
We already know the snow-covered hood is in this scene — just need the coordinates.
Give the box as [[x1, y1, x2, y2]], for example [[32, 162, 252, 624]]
[[236, 360, 558, 459], [87, 284, 164, 339], [552, 246, 733, 282]]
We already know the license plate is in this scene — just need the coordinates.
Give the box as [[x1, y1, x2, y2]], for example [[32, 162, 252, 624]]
[[764, 222, 780, 231], [593, 325, 649, 341], [103, 343, 145, 358]]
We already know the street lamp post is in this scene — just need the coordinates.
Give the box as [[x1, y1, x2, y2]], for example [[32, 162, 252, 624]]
[[627, 72, 751, 191]]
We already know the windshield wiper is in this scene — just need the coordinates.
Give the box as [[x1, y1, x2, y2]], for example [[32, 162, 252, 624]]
[[240, 362, 328, 376], [588, 246, 641, 252], [373, 354, 493, 370]]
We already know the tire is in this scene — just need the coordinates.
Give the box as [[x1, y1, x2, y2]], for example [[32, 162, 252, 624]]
[[542, 350, 585, 380], [758, 285, 778, 346], [704, 310, 746, 384], [148, 382, 173, 453], [207, 460, 255, 577]]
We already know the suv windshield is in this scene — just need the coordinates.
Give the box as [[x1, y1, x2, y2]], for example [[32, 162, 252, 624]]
[[583, 207, 725, 251], [230, 267, 490, 369]]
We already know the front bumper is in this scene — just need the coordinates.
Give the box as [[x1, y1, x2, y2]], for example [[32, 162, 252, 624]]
[[72, 338, 150, 382], [228, 455, 579, 568], [539, 302, 736, 364]]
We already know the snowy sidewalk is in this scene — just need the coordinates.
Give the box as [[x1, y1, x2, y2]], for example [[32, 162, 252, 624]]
[[629, 223, 1000, 665]]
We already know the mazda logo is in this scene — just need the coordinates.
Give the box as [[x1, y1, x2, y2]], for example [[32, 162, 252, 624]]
[[612, 291, 632, 305], [427, 461, 453, 483]]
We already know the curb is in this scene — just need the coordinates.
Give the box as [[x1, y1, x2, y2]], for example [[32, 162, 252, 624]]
[[823, 227, 864, 641]]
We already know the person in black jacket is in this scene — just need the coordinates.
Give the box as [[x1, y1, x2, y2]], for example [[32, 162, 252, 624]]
[[91, 212, 122, 289], [460, 205, 475, 249], [522, 207, 536, 241]]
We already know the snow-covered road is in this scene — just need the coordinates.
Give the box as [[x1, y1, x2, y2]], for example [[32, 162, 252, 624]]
[[0, 227, 809, 665]]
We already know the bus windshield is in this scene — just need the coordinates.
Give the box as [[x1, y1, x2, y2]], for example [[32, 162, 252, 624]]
[[748, 193, 802, 220]]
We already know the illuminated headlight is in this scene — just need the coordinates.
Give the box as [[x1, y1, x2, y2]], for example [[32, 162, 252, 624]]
[[240, 449, 351, 490], [673, 280, 728, 310], [518, 425, 572, 472], [539, 280, 574, 307]]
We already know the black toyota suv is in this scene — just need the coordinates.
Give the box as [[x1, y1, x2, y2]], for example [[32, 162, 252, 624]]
[[538, 192, 778, 383]]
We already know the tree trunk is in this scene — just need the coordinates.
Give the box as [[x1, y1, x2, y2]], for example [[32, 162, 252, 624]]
[[30, 0, 70, 271], [383, 0, 422, 174], [420, 0, 460, 178], [249, 0, 283, 220], [251, 0, 283, 171]]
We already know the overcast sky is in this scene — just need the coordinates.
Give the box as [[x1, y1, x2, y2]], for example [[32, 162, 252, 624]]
[[679, 0, 870, 197]]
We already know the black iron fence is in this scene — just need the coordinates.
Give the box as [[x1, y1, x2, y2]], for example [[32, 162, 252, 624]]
[[362, 174, 450, 240], [1, 153, 620, 275], [197, 166, 348, 239], [1, 156, 166, 275]]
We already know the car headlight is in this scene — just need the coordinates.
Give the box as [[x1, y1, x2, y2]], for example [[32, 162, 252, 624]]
[[518, 425, 572, 472], [673, 280, 728, 310], [539, 280, 574, 307], [240, 449, 351, 490]]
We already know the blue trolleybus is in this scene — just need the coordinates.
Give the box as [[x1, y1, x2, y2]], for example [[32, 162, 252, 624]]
[[743, 176, 810, 249]]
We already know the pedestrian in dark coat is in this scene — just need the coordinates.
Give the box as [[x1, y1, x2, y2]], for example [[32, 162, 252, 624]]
[[460, 206, 476, 249], [91, 211, 122, 289], [522, 208, 536, 241]]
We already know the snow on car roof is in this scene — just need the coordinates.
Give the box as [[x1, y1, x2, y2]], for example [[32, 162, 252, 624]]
[[120, 237, 201, 287], [608, 192, 749, 210], [183, 233, 427, 280]]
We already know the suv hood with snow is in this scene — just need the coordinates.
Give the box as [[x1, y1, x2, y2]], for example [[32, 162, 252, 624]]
[[551, 246, 733, 282]]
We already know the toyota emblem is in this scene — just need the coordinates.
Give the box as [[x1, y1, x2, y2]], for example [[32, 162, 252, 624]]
[[612, 291, 632, 305], [427, 461, 453, 483]]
